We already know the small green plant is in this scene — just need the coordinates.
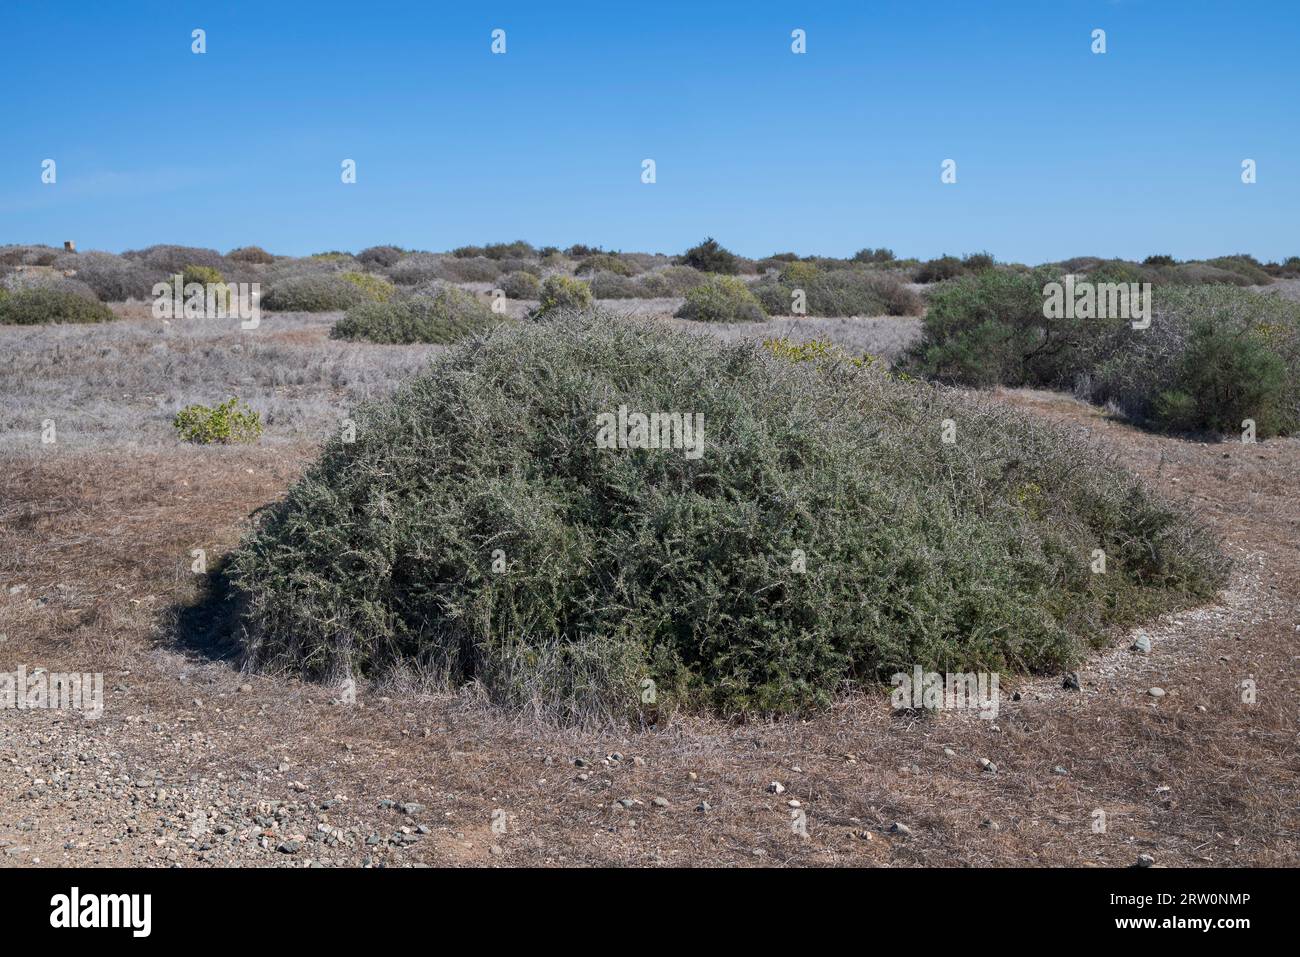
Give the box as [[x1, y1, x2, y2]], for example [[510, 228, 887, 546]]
[[535, 275, 594, 316], [341, 271, 396, 302], [173, 398, 263, 444]]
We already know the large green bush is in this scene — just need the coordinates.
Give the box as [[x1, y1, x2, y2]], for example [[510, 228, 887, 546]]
[[679, 237, 740, 275], [675, 275, 766, 323], [0, 287, 116, 325], [227, 312, 1227, 721], [331, 285, 498, 344]]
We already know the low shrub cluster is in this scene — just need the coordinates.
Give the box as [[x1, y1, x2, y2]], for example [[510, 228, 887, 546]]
[[0, 287, 116, 325], [904, 269, 1300, 436], [753, 268, 922, 317], [228, 312, 1228, 722], [499, 270, 541, 299], [262, 275, 367, 312], [331, 284, 498, 344], [341, 271, 396, 302], [678, 237, 740, 275]]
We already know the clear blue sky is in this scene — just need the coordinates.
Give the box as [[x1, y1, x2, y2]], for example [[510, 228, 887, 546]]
[[2, 0, 1296, 263]]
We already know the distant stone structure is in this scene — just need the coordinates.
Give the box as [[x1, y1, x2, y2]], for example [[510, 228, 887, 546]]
[[64, 241, 76, 252]]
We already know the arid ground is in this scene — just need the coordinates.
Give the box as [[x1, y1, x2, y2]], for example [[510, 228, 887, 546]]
[[1, 301, 1296, 867]]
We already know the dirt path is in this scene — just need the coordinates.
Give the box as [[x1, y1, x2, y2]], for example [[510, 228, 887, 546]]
[[2, 389, 1296, 867]]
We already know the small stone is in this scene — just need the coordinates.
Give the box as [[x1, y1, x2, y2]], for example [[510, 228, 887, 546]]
[[980, 819, 1000, 830], [1131, 635, 1152, 654], [277, 841, 301, 854], [1052, 765, 1068, 776], [1062, 672, 1081, 691], [1148, 687, 1166, 698], [889, 822, 912, 836], [651, 797, 670, 808], [695, 801, 711, 812], [239, 683, 253, 693], [398, 802, 424, 816], [573, 758, 587, 768], [943, 748, 956, 757], [787, 799, 801, 808], [766, 782, 785, 795], [979, 758, 997, 773], [1136, 853, 1155, 868], [489, 844, 503, 856], [617, 798, 637, 809]]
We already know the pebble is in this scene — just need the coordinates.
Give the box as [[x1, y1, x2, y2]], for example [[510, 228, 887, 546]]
[[889, 822, 912, 836], [1148, 687, 1166, 698], [1131, 635, 1152, 654], [766, 782, 785, 795]]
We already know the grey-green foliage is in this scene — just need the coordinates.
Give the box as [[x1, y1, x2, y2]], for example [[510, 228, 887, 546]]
[[228, 311, 1227, 723], [331, 284, 499, 344]]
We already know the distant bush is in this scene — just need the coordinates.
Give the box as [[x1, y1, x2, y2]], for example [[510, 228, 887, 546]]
[[483, 240, 536, 261], [499, 270, 541, 299], [675, 275, 766, 323], [341, 271, 396, 302], [182, 264, 226, 287], [679, 237, 740, 275], [1143, 254, 1177, 267], [589, 271, 641, 298], [263, 275, 367, 312], [754, 268, 922, 318], [55, 251, 158, 301], [174, 398, 263, 444], [228, 312, 1228, 721], [0, 287, 116, 325], [0, 245, 61, 267], [906, 271, 1300, 437], [356, 245, 406, 268], [441, 256, 502, 283], [576, 253, 636, 277], [332, 285, 499, 344], [853, 247, 896, 264], [915, 256, 966, 283], [124, 244, 226, 275], [636, 266, 703, 297], [228, 246, 277, 264], [535, 275, 593, 316]]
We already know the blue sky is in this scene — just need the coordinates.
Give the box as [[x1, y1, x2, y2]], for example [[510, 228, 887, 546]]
[[2, 0, 1296, 262]]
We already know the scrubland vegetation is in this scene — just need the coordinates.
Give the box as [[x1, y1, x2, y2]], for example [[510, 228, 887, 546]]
[[6, 234, 1290, 721]]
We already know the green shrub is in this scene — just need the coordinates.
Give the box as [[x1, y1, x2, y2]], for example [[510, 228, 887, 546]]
[[483, 240, 536, 261], [535, 275, 593, 316], [341, 271, 396, 302], [679, 237, 740, 275], [500, 271, 541, 299], [1143, 254, 1177, 267], [173, 398, 263, 444], [331, 285, 498, 344], [909, 273, 1300, 438], [675, 275, 766, 323], [915, 255, 965, 283], [263, 275, 367, 312], [356, 245, 406, 268], [0, 287, 116, 325], [637, 266, 703, 297], [576, 253, 636, 277], [228, 312, 1227, 721], [853, 247, 896, 264], [228, 246, 277, 264], [182, 264, 225, 287], [755, 268, 922, 318]]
